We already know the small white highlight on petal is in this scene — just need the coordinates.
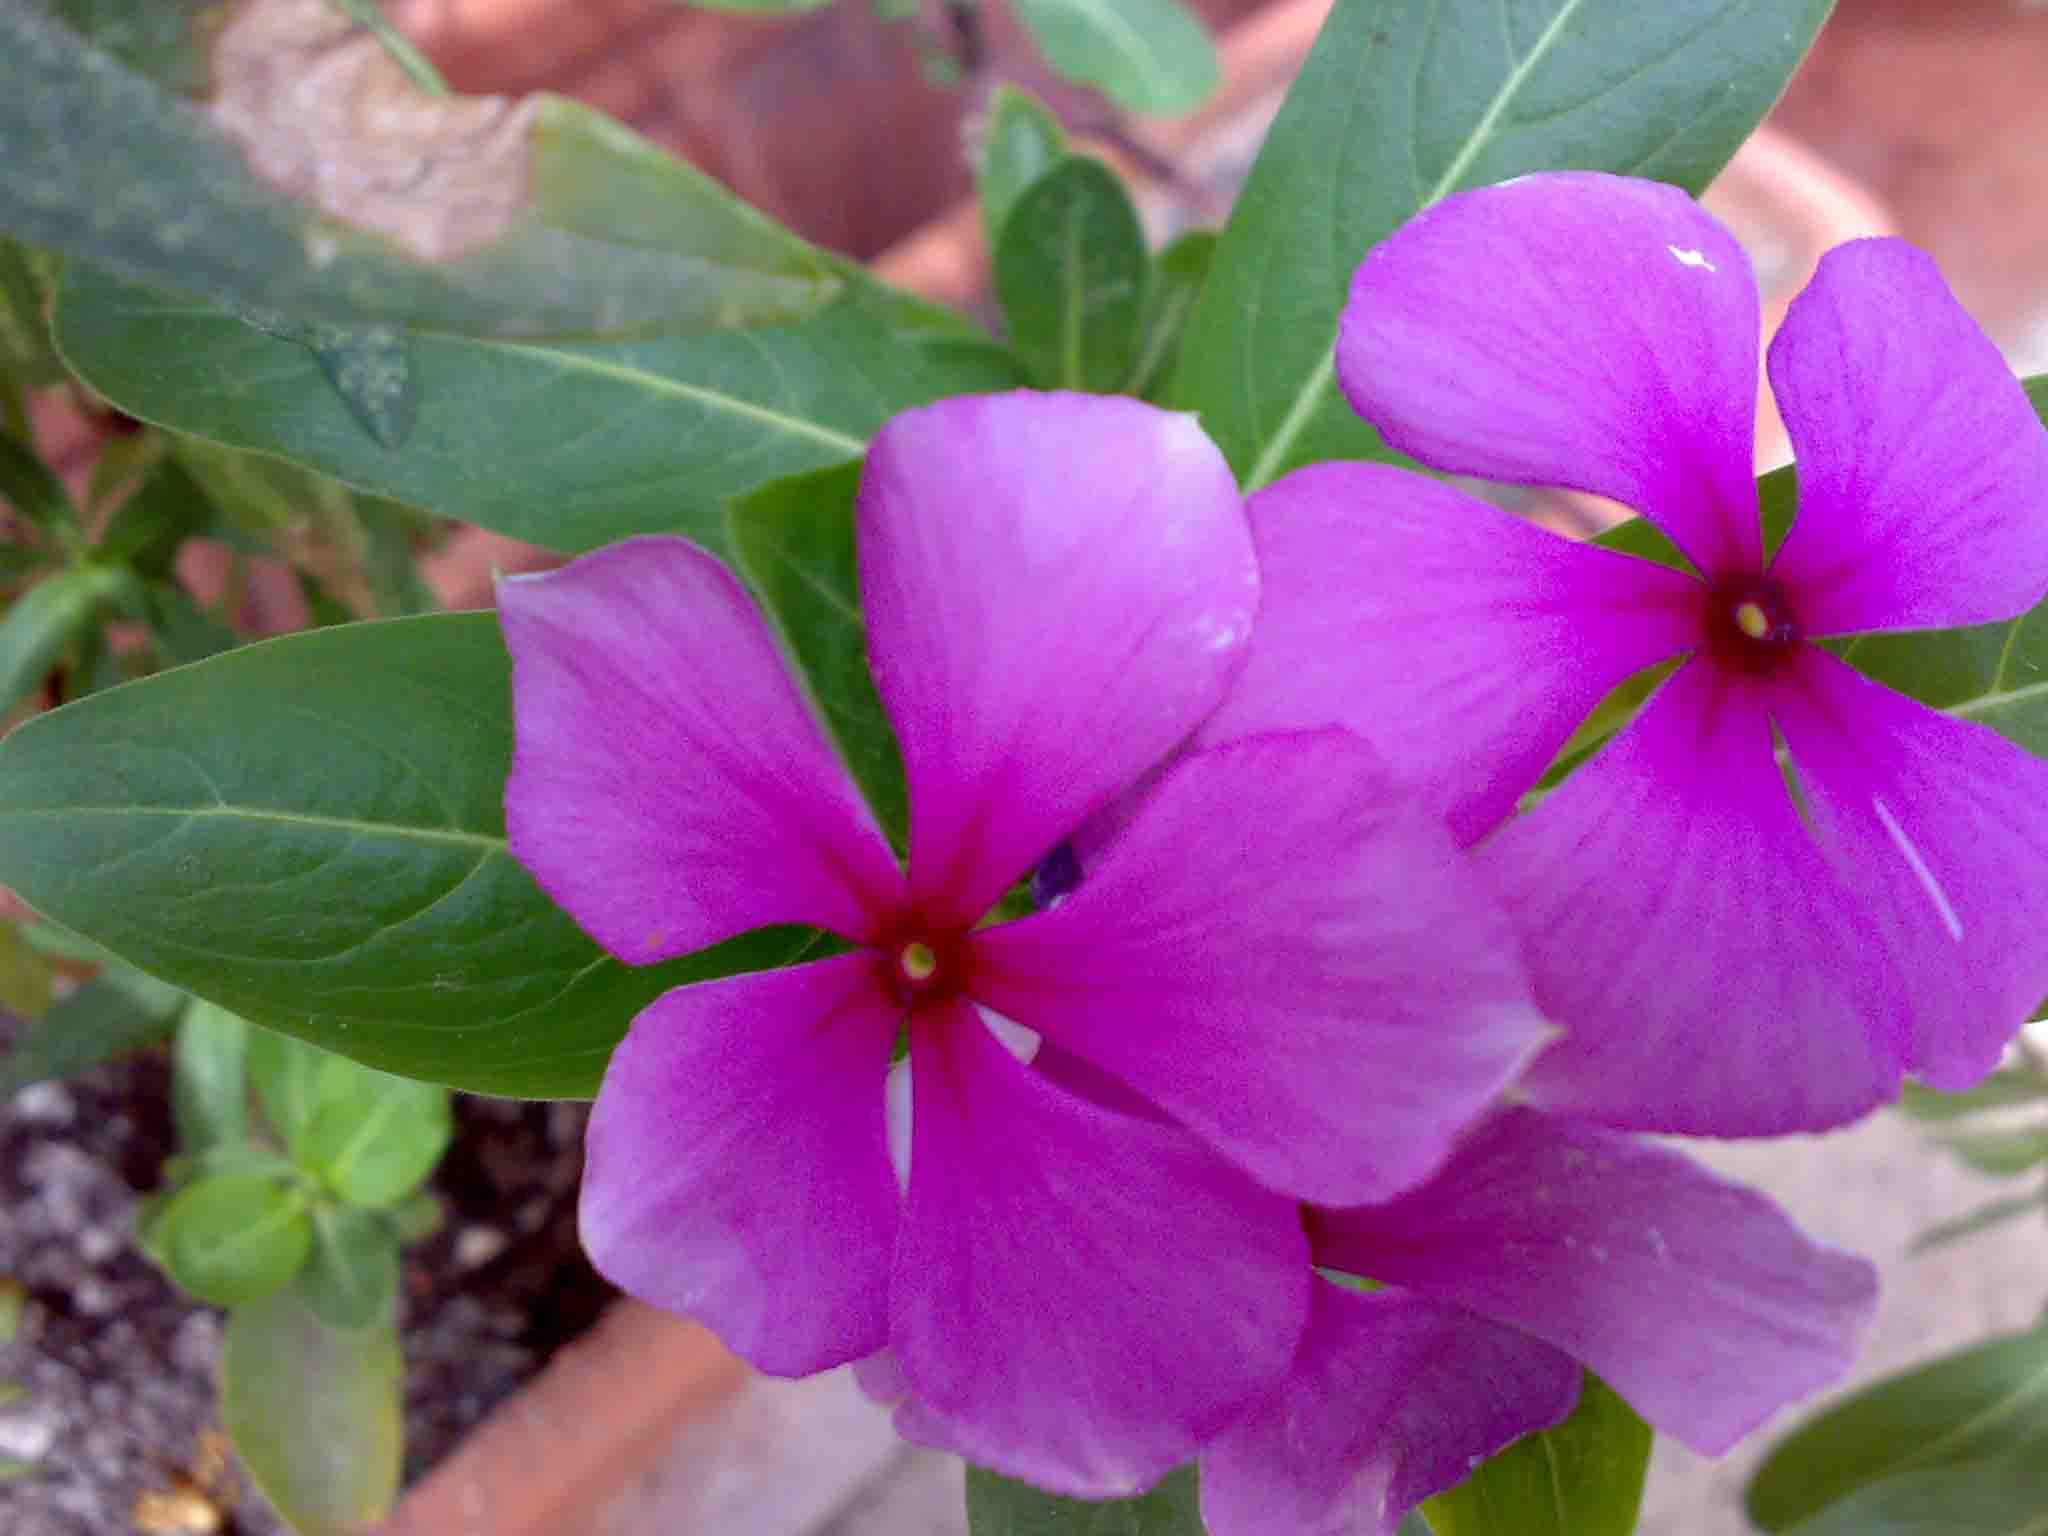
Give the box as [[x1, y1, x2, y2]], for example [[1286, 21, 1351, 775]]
[[1667, 244, 1716, 271], [976, 1004, 1043, 1064], [1872, 795, 1964, 941], [885, 1058, 913, 1194]]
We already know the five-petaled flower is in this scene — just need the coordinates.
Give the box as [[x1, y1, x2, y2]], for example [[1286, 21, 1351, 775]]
[[1205, 171, 2048, 1135], [1195, 1108, 1877, 1536], [498, 391, 1546, 1496]]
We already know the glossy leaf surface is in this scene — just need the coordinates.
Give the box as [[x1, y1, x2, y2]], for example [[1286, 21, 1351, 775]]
[[221, 1289, 402, 1536], [1423, 1373, 1650, 1536], [55, 268, 1021, 554], [0, 614, 814, 1096], [994, 157, 1149, 393], [1170, 0, 1834, 488]]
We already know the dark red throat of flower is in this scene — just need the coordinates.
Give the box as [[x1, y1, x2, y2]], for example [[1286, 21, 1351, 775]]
[[876, 925, 969, 1007], [1703, 575, 1803, 674]]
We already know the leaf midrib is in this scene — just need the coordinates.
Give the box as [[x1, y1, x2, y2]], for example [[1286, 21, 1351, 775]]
[[0, 802, 503, 852], [1244, 0, 1597, 492]]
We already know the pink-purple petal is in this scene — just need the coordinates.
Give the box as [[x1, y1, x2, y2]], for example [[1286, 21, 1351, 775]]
[[1314, 1109, 1880, 1455], [1768, 239, 2048, 634], [578, 954, 903, 1376], [1337, 172, 1762, 575], [970, 730, 1548, 1207], [1201, 463, 1704, 845], [859, 391, 1257, 930], [887, 998, 1309, 1498], [1771, 649, 2048, 1088], [1488, 659, 1905, 1134], [501, 537, 903, 963], [1200, 1284, 1581, 1536]]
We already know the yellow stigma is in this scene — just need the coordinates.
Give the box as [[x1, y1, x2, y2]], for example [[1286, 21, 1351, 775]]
[[1733, 600, 1771, 642], [900, 941, 938, 982]]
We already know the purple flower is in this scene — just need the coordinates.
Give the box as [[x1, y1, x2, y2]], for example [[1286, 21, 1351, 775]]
[[1196, 1108, 1879, 1536], [497, 391, 1546, 1496], [1205, 171, 2048, 1135]]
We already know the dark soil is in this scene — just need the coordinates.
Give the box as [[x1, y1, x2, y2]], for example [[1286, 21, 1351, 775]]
[[1, 1033, 608, 1536]]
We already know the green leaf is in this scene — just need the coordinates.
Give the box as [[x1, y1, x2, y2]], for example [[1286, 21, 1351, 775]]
[[1773, 1442, 2048, 1535], [726, 461, 908, 854], [295, 1202, 400, 1331], [0, 971, 180, 1096], [92, 454, 217, 579], [172, 997, 251, 1152], [0, 238, 63, 387], [1908, 1186, 2047, 1255], [296, 1058, 452, 1207], [1009, 0, 1218, 117], [0, 613, 816, 1095], [0, 919, 54, 1018], [386, 1187, 442, 1245], [0, 429, 78, 539], [1748, 1314, 2048, 1531], [1931, 1124, 2048, 1178], [232, 309, 419, 451], [1423, 1373, 1650, 1536], [6, 8, 838, 337], [356, 498, 439, 618], [979, 86, 1069, 252], [995, 156, 1148, 392], [1170, 0, 1834, 488], [0, 563, 131, 715], [221, 1289, 402, 1536], [1899, 1071, 2048, 1122], [247, 1025, 332, 1150], [157, 1170, 313, 1307], [965, 1463, 1203, 1535], [55, 266, 1023, 555], [1127, 229, 1215, 399], [330, 0, 448, 97]]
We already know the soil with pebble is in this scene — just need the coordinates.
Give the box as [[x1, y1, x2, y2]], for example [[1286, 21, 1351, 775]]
[[0, 1029, 609, 1536]]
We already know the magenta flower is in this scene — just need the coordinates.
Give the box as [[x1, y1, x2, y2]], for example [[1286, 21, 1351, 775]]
[[497, 391, 1546, 1495], [1204, 171, 2048, 1134], [1197, 1108, 1879, 1536]]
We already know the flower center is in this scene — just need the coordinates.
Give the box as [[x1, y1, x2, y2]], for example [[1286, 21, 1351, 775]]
[[899, 941, 938, 983], [1704, 575, 1802, 673], [876, 922, 967, 1005]]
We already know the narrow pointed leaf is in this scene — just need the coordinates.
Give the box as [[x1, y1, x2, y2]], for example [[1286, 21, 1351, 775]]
[[1908, 1187, 2047, 1254], [1748, 1315, 2048, 1532], [54, 267, 1022, 554], [1771, 1443, 2048, 1535], [1899, 1071, 2048, 1122], [0, 970, 181, 1095], [1170, 0, 1834, 488], [221, 1290, 402, 1536], [993, 156, 1149, 392], [0, 613, 816, 1096], [172, 998, 250, 1152]]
